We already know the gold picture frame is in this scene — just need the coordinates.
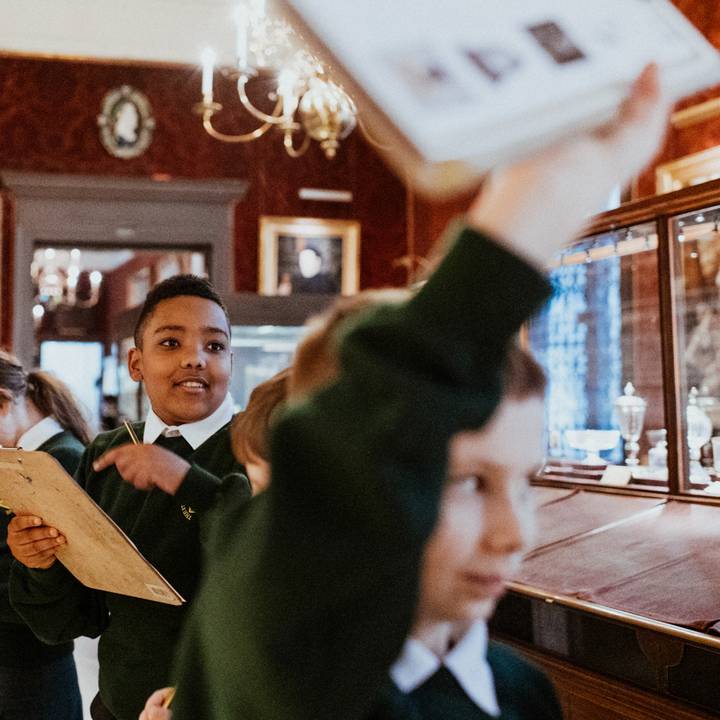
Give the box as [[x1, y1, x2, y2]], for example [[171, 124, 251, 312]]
[[258, 216, 360, 296]]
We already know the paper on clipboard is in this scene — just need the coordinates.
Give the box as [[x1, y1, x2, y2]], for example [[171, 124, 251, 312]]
[[274, 0, 720, 197], [0, 448, 184, 606]]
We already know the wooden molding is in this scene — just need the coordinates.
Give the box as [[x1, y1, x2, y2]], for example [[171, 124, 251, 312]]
[[655, 146, 720, 195], [512, 643, 718, 720], [671, 98, 720, 129]]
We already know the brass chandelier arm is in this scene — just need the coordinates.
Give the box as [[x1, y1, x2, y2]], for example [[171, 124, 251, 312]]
[[283, 128, 311, 158], [202, 112, 274, 142], [237, 77, 287, 125]]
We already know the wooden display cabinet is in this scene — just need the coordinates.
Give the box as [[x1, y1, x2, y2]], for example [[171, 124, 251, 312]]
[[502, 179, 720, 718]]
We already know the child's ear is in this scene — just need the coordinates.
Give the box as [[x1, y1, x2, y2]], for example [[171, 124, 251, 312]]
[[128, 347, 143, 382]]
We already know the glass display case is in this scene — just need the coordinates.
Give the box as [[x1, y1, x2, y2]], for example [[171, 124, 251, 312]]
[[672, 205, 720, 494], [529, 221, 667, 489], [499, 182, 720, 720], [229, 324, 306, 410], [529, 179, 720, 497]]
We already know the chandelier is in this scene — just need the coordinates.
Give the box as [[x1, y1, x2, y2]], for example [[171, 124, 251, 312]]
[[31, 248, 103, 323], [196, 1, 357, 159]]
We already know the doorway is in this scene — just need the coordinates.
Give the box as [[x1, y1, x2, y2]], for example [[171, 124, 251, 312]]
[[3, 171, 247, 368], [31, 243, 210, 427]]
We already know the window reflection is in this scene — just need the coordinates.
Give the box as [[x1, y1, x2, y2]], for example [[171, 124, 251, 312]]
[[674, 207, 720, 492], [529, 222, 666, 487]]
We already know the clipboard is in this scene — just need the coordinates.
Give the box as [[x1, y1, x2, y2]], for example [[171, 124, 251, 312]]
[[274, 0, 720, 198], [0, 448, 184, 606]]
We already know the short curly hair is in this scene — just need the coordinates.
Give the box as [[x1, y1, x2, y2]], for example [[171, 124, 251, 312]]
[[133, 274, 230, 347]]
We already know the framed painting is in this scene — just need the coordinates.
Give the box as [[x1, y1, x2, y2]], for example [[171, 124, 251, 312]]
[[258, 216, 360, 296]]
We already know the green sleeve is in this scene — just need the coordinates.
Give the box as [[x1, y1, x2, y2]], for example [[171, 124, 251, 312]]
[[174, 465, 251, 513], [8, 443, 109, 643], [172, 225, 551, 720], [8, 561, 108, 643], [0, 512, 16, 623], [0, 432, 85, 625]]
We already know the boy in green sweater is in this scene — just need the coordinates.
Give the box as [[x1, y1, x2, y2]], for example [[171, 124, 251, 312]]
[[7, 276, 251, 720], [143, 66, 669, 719]]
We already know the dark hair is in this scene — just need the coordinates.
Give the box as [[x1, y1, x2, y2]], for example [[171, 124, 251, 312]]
[[232, 369, 290, 463], [133, 274, 230, 347], [0, 350, 93, 445]]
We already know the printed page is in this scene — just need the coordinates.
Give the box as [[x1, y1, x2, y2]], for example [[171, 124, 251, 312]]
[[279, 0, 720, 169]]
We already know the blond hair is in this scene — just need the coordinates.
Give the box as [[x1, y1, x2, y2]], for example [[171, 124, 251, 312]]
[[290, 288, 411, 399], [232, 369, 290, 464]]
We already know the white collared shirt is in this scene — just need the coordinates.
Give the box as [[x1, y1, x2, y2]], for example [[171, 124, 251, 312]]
[[389, 621, 500, 717], [143, 393, 234, 450], [16, 416, 65, 451]]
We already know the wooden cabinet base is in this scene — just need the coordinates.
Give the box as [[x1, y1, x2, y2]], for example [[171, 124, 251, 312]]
[[514, 644, 717, 720]]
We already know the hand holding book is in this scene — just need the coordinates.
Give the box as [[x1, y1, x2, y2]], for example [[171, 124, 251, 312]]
[[277, 0, 718, 197]]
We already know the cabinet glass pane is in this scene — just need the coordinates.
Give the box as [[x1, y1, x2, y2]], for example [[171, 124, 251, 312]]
[[528, 222, 666, 488], [672, 207, 720, 494], [229, 325, 306, 410]]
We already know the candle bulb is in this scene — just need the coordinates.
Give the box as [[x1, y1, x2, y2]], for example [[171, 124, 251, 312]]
[[235, 4, 248, 70], [277, 69, 298, 119], [201, 48, 216, 102]]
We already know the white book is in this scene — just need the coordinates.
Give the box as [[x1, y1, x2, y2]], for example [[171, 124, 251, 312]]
[[276, 0, 720, 196]]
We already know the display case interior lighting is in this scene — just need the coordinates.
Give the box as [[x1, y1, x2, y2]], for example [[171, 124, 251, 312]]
[[676, 213, 720, 242], [554, 232, 657, 268]]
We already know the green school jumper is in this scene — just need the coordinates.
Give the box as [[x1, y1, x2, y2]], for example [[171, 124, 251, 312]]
[[0, 431, 84, 668], [170, 225, 556, 720], [10, 422, 251, 720]]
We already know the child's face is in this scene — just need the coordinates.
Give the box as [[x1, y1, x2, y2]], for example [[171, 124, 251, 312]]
[[128, 296, 232, 426], [416, 396, 543, 625]]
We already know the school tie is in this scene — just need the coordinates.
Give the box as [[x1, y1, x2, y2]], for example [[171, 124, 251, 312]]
[[153, 432, 194, 459]]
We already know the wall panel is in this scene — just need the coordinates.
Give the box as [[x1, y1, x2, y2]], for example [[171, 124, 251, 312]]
[[0, 54, 420, 299]]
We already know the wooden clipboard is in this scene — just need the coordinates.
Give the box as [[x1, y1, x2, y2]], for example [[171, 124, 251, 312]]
[[0, 448, 184, 606]]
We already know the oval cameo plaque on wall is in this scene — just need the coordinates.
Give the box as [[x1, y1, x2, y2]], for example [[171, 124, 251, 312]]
[[97, 86, 156, 159]]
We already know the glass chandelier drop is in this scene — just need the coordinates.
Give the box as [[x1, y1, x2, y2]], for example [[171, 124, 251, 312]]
[[196, 0, 357, 159]]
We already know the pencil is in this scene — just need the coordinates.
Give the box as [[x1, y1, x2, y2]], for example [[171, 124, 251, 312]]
[[162, 687, 176, 709], [123, 419, 140, 446]]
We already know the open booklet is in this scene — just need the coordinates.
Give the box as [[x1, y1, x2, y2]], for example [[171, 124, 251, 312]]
[[275, 0, 720, 197], [0, 449, 184, 606]]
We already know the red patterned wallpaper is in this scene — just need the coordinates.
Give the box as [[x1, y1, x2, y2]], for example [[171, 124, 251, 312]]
[[0, 54, 420, 300]]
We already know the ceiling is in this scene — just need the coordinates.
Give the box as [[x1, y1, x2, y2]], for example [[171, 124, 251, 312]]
[[0, 0, 244, 65]]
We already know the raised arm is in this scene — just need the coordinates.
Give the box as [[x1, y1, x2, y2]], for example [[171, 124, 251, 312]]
[[171, 66, 670, 720]]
